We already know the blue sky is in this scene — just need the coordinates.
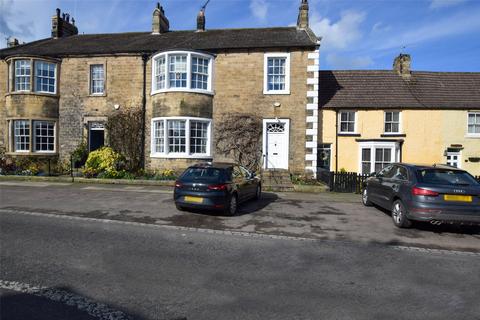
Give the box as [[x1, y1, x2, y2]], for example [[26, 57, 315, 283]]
[[1, 0, 479, 71]]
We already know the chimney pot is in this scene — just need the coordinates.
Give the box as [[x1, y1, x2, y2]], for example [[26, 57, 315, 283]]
[[52, 8, 79, 38], [196, 9, 205, 32], [152, 3, 170, 34]]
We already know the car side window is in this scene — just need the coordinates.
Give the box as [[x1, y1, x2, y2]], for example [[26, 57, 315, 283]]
[[378, 165, 394, 178], [392, 165, 408, 181]]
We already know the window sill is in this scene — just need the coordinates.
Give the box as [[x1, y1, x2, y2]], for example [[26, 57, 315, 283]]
[[151, 88, 214, 96], [89, 93, 107, 97], [150, 153, 212, 159], [465, 135, 480, 139], [263, 90, 290, 95], [381, 133, 406, 137], [338, 133, 361, 137], [6, 152, 58, 156], [6, 92, 59, 98]]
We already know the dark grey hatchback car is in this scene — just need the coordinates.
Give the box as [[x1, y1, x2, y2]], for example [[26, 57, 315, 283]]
[[362, 163, 480, 228], [174, 162, 261, 216]]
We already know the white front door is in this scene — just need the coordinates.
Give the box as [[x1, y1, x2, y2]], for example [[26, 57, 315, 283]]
[[263, 119, 290, 169]]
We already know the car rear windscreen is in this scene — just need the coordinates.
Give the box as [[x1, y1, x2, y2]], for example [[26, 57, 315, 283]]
[[180, 168, 225, 182], [416, 169, 479, 186]]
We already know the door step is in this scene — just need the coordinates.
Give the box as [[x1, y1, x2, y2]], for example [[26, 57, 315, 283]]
[[261, 169, 294, 192]]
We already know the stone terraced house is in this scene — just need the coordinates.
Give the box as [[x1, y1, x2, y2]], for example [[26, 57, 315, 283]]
[[0, 1, 320, 176]]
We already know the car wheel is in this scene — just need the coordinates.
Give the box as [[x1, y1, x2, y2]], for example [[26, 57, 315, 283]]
[[175, 204, 185, 211], [254, 185, 262, 200], [391, 199, 412, 228], [225, 193, 238, 216], [361, 188, 372, 206]]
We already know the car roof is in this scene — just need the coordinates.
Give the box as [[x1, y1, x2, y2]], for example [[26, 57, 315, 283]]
[[392, 163, 466, 171], [189, 162, 235, 169]]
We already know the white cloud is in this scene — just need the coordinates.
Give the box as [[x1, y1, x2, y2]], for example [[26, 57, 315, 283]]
[[430, 0, 466, 9], [371, 22, 391, 33], [249, 0, 268, 21], [310, 10, 366, 50], [374, 7, 480, 51], [326, 53, 373, 69]]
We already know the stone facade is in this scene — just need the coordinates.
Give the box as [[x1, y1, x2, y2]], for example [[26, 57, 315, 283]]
[[0, 1, 319, 176]]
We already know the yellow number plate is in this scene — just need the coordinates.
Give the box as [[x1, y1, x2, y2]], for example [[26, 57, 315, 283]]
[[444, 195, 472, 202], [185, 196, 204, 203]]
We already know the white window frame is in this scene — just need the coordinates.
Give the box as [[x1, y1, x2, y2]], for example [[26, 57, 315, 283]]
[[14, 60, 31, 92], [358, 141, 399, 174], [34, 61, 57, 94], [466, 111, 480, 137], [90, 64, 105, 95], [33, 120, 56, 153], [150, 116, 212, 159], [263, 53, 290, 95], [338, 110, 357, 134], [13, 120, 30, 152], [383, 110, 401, 134], [151, 51, 214, 95], [445, 151, 461, 169]]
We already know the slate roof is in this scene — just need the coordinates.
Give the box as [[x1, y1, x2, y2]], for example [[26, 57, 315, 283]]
[[319, 70, 480, 110], [0, 27, 318, 58]]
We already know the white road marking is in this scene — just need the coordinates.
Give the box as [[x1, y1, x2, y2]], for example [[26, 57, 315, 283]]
[[0, 279, 131, 320], [81, 186, 172, 194]]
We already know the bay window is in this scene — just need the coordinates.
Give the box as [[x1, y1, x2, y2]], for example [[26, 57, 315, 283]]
[[359, 141, 399, 174], [10, 119, 56, 153], [12, 59, 57, 94], [151, 117, 212, 158], [152, 51, 213, 94]]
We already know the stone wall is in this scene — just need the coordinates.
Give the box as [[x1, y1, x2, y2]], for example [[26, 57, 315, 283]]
[[0, 61, 6, 150], [58, 55, 144, 160]]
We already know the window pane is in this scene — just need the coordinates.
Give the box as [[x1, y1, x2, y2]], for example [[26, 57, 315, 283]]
[[35, 61, 56, 93], [167, 120, 186, 152], [34, 121, 55, 151], [155, 57, 166, 90], [169, 55, 187, 88], [266, 57, 286, 91], [153, 120, 165, 153], [340, 111, 355, 132], [14, 120, 30, 151], [90, 64, 104, 94], [14, 60, 31, 91], [191, 56, 209, 90], [190, 121, 208, 154]]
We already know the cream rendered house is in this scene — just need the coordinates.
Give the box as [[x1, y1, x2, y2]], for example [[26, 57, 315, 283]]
[[318, 54, 480, 176]]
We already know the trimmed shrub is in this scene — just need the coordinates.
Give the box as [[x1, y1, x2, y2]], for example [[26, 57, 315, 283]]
[[84, 147, 125, 178]]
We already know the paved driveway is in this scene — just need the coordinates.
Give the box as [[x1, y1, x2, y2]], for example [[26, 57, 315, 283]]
[[0, 181, 479, 252]]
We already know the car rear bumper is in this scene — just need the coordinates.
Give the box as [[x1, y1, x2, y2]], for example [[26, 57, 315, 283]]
[[174, 190, 228, 210], [406, 201, 480, 224]]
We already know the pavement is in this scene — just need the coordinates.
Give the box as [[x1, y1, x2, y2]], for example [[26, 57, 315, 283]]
[[1, 211, 479, 320], [0, 181, 479, 252]]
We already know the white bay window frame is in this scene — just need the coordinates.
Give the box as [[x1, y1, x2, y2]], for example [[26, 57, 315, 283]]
[[151, 117, 212, 159], [11, 58, 58, 94], [151, 51, 214, 95], [9, 119, 57, 154], [358, 141, 400, 174]]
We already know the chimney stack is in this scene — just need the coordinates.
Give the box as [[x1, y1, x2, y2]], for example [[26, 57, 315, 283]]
[[7, 37, 20, 48], [297, 0, 309, 29], [51, 8, 78, 38], [152, 2, 170, 34], [196, 9, 205, 32], [393, 54, 411, 79]]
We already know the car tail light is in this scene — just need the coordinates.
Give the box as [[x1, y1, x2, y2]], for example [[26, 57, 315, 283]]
[[174, 181, 183, 189], [208, 184, 228, 191], [412, 186, 439, 197]]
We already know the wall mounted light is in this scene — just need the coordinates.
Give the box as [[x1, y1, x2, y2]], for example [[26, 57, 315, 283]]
[[114, 104, 120, 110], [273, 102, 281, 108]]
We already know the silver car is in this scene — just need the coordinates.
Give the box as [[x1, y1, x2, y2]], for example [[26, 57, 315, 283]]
[[362, 163, 480, 228]]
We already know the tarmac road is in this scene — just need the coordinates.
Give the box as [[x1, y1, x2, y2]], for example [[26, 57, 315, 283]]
[[1, 211, 479, 320]]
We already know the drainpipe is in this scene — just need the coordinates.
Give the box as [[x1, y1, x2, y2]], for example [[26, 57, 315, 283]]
[[141, 53, 149, 170], [335, 109, 338, 172]]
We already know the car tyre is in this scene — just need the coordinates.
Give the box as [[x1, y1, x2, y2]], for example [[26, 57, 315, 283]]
[[391, 199, 412, 228], [254, 185, 262, 200], [176, 204, 186, 211], [225, 193, 238, 216], [361, 188, 372, 206]]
